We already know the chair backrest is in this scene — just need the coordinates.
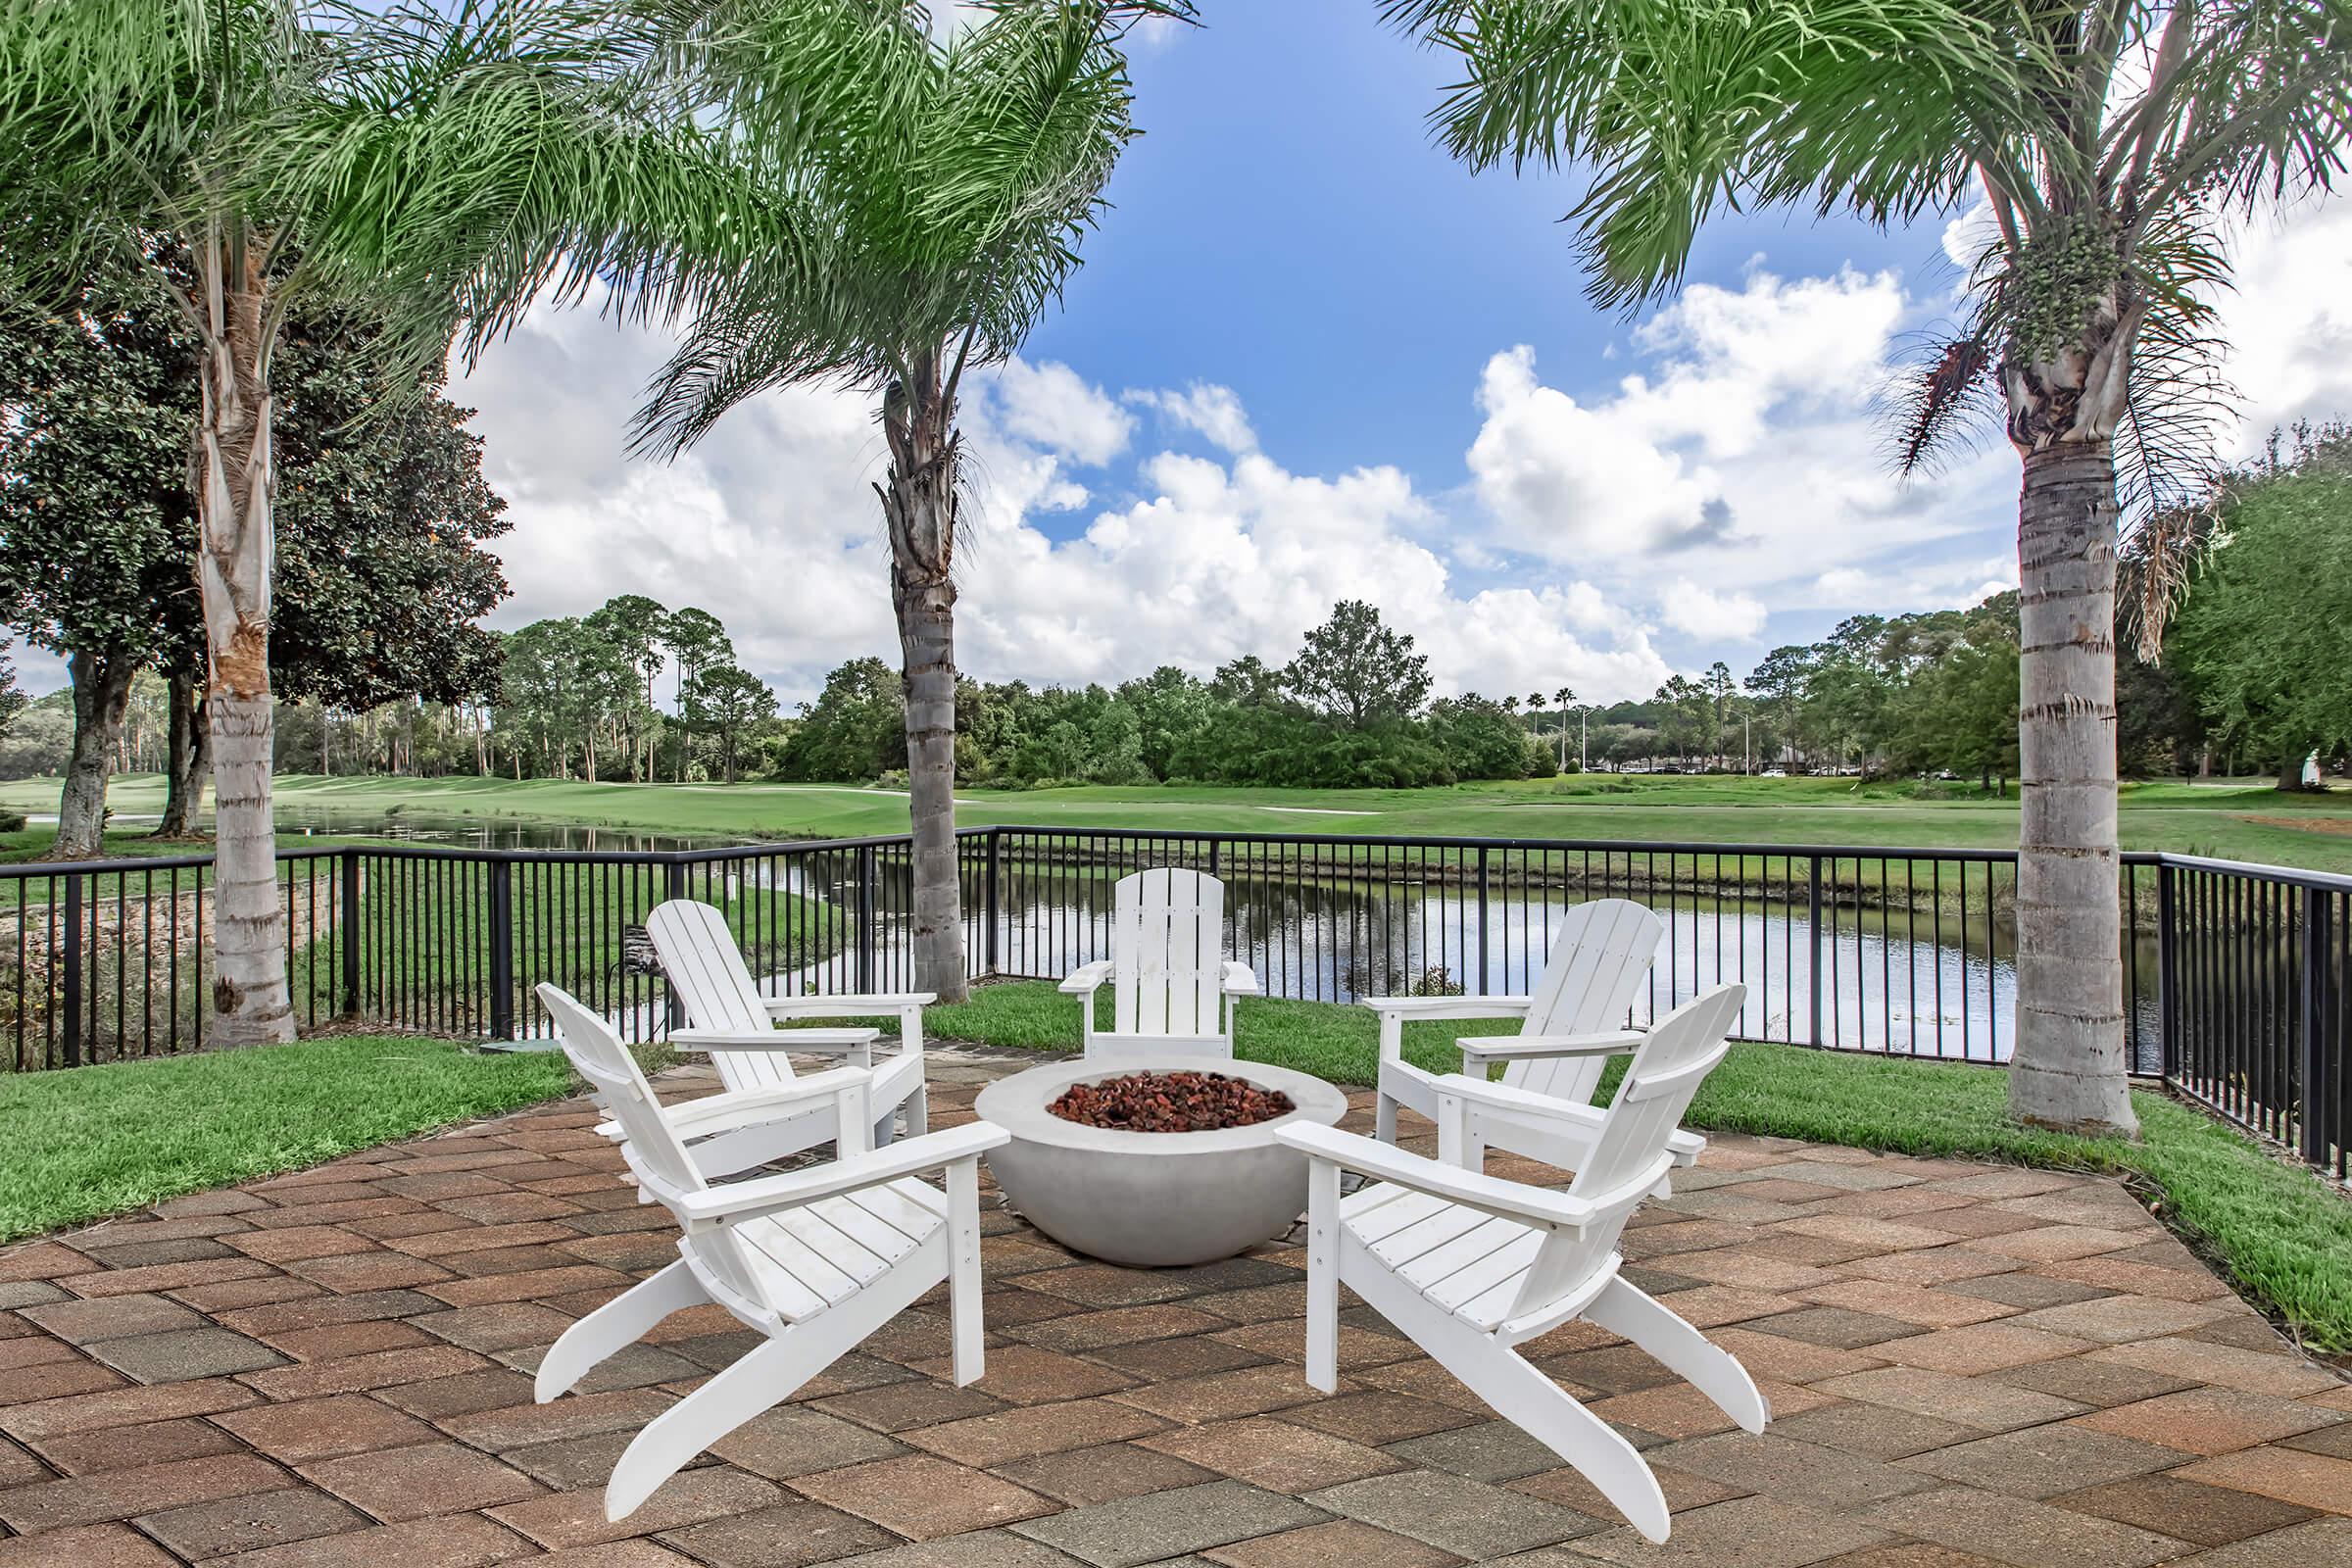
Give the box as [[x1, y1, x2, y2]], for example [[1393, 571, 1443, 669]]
[[1506, 899, 1665, 1105], [1506, 984, 1744, 1326], [536, 983, 766, 1309], [1109, 869, 1225, 1038], [648, 899, 792, 1091]]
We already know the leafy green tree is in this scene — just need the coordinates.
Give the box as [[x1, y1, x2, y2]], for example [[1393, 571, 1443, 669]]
[[0, 261, 192, 857], [622, 0, 1191, 999], [1209, 654, 1286, 709], [1395, 0, 2352, 1133], [1283, 600, 1433, 728], [1117, 666, 1213, 780], [586, 595, 669, 782], [0, 0, 753, 1040], [2171, 424, 2352, 787], [785, 657, 905, 781], [661, 608, 733, 782], [690, 663, 777, 784]]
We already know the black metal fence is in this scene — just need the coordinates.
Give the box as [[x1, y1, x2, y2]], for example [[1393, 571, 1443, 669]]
[[1, 826, 2340, 1176]]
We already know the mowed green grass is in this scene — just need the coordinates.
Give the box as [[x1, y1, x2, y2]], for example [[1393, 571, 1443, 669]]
[[7, 770, 2349, 872], [0, 1035, 583, 1241]]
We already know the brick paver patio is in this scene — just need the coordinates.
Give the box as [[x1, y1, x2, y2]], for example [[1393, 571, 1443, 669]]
[[3, 1049, 2348, 1568]]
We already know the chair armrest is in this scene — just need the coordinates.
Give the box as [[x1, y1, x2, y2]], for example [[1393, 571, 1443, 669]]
[[1220, 962, 1259, 996], [662, 1067, 876, 1135], [674, 1122, 1010, 1227], [1275, 1124, 1592, 1230], [1058, 960, 1114, 996], [763, 993, 936, 1018], [672, 1027, 880, 1055], [1457, 1030, 1643, 1062], [1360, 996, 1534, 1021]]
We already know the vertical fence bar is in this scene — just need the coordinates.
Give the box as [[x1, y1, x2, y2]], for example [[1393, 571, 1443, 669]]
[[2157, 861, 2179, 1081], [1474, 847, 1491, 996], [856, 846, 876, 995], [488, 858, 515, 1041], [61, 872, 83, 1069], [2301, 884, 2331, 1167], [1806, 855, 1824, 1048], [339, 850, 362, 1017]]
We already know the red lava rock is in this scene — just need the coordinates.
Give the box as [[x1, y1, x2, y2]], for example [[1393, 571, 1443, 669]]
[[1048, 1070, 1295, 1133]]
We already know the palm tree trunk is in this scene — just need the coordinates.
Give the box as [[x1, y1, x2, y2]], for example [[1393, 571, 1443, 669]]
[[2008, 439, 2136, 1135], [56, 646, 135, 858], [194, 242, 294, 1047], [881, 351, 968, 1002]]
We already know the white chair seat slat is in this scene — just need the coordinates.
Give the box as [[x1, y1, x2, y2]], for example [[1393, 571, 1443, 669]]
[[1366, 1202, 1494, 1272], [808, 1186, 932, 1269], [844, 1179, 948, 1242], [739, 1212, 868, 1309], [724, 1238, 834, 1324], [776, 1205, 897, 1289], [1422, 1230, 1546, 1323], [1342, 1185, 1444, 1245], [1400, 1215, 1537, 1304]]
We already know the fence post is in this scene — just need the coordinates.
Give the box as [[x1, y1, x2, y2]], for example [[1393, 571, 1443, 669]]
[[856, 846, 876, 994], [339, 850, 362, 1018], [2155, 861, 2179, 1082], [2300, 885, 2331, 1169], [984, 831, 1002, 978], [663, 859, 688, 1027], [61, 872, 83, 1069], [1475, 847, 1492, 996], [1807, 855, 1825, 1048], [488, 859, 515, 1042]]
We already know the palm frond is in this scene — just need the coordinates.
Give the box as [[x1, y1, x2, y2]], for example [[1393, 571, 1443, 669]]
[[1881, 328, 2001, 476]]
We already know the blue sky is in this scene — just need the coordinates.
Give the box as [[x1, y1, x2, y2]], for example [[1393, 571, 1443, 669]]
[[25, 0, 2330, 709]]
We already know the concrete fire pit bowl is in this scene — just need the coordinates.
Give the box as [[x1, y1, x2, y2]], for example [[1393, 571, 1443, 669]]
[[973, 1054, 1350, 1267]]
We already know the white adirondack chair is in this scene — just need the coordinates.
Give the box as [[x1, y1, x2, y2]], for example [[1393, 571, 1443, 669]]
[[1279, 984, 1766, 1544], [1059, 868, 1258, 1059], [533, 984, 1004, 1522], [647, 899, 930, 1171], [1366, 898, 1700, 1176]]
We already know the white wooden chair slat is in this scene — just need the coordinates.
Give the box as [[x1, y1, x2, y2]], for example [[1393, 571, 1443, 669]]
[[1069, 869, 1253, 1059], [648, 899, 929, 1165], [530, 983, 1001, 1524], [1423, 1231, 1547, 1319], [742, 1216, 867, 1304], [785, 1199, 912, 1280], [1366, 1203, 1494, 1271], [1286, 984, 1766, 1546], [843, 1181, 946, 1243], [1400, 1216, 1533, 1302]]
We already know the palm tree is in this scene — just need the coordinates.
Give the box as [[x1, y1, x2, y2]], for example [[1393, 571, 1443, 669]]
[[1392, 0, 2351, 1135], [0, 0, 757, 1041], [1554, 684, 1574, 770], [626, 0, 1188, 1001]]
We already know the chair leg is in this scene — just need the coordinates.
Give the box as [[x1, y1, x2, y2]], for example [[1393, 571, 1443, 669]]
[[1348, 1251, 1671, 1544], [1374, 1093, 1398, 1146], [604, 1313, 859, 1520], [537, 1258, 706, 1404], [1586, 1276, 1768, 1434], [902, 1084, 929, 1140]]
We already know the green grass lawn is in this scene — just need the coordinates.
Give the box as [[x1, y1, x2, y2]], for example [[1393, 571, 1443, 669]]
[[0, 1035, 583, 1241], [7, 769, 2349, 873]]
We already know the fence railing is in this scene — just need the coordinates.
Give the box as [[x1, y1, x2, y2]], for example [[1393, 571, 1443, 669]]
[[1, 826, 2340, 1176]]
